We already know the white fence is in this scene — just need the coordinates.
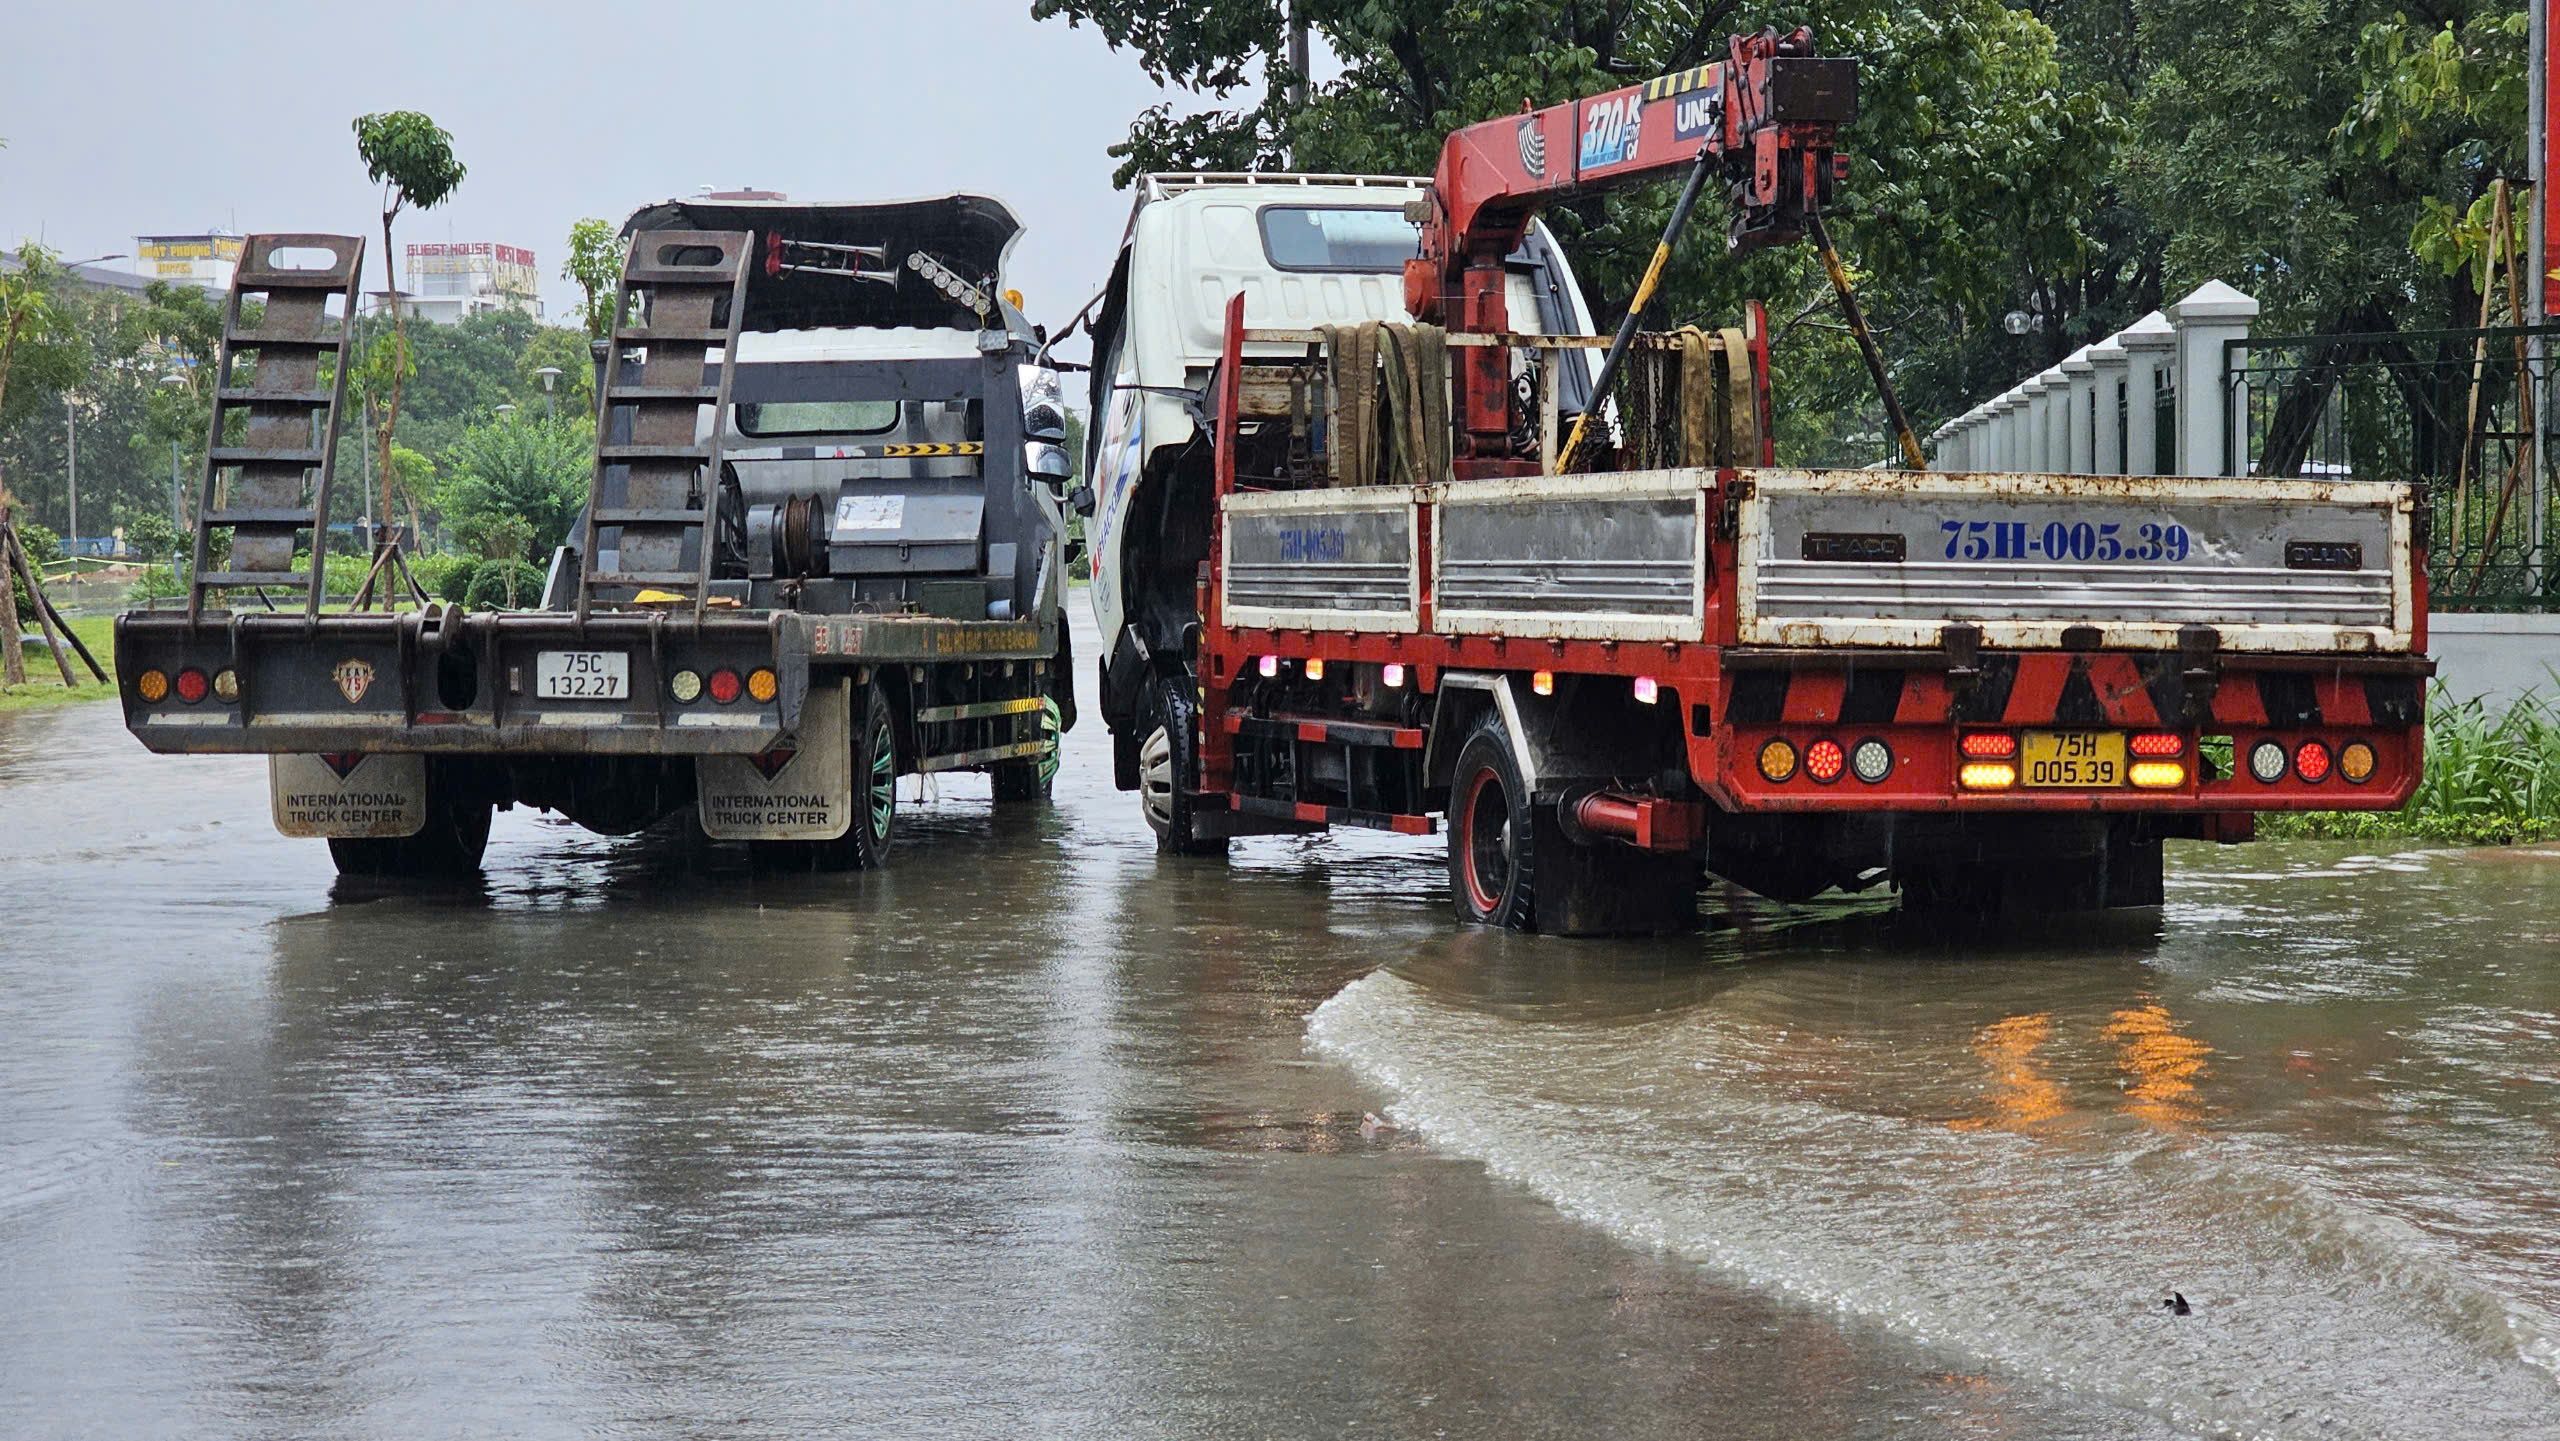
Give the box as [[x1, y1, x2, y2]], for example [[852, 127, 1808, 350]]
[[1926, 282, 2259, 478]]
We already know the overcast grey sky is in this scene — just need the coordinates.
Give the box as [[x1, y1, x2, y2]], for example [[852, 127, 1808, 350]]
[[0, 0, 1287, 369]]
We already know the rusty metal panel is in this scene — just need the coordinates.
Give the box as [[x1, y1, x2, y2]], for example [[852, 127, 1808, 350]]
[[1220, 487, 1421, 633], [1432, 470, 1707, 642], [1736, 468, 2417, 653]]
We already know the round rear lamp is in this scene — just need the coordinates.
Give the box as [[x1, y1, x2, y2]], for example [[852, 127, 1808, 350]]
[[2294, 740, 2332, 784], [1805, 738, 1846, 784], [707, 668, 742, 705], [1757, 738, 1799, 783], [211, 669, 240, 702], [1850, 737, 1892, 783], [746, 668, 779, 704], [668, 669, 703, 703], [136, 669, 170, 703], [2339, 740, 2376, 784], [174, 667, 210, 704], [2248, 739, 2288, 784]]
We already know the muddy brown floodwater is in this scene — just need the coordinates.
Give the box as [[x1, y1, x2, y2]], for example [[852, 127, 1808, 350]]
[[3, 624, 2556, 1439]]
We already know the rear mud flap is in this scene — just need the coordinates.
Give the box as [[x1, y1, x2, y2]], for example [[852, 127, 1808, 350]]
[[696, 679, 851, 841], [271, 753, 427, 838]]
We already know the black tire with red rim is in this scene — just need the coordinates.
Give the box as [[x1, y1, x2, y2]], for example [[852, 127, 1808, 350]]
[[1449, 718, 1536, 929]]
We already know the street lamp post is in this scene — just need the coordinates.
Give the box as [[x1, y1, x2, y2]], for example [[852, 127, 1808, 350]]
[[535, 366, 561, 421], [64, 397, 76, 555]]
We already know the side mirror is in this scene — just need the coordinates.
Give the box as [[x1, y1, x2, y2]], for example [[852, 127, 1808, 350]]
[[1025, 440, 1074, 492]]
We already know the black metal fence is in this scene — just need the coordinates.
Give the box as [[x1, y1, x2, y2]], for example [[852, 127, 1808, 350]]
[[2233, 324, 2560, 612]]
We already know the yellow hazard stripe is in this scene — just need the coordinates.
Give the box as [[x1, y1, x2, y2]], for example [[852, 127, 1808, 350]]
[[877, 442, 983, 457], [1642, 63, 1720, 102]]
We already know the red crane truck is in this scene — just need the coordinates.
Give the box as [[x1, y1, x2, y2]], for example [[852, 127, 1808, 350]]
[[1082, 28, 2428, 933]]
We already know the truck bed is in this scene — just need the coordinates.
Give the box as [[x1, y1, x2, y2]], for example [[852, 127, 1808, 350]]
[[1220, 467, 2421, 655]]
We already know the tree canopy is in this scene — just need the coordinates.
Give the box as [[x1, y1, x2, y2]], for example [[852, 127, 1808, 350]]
[[1037, 0, 2530, 463]]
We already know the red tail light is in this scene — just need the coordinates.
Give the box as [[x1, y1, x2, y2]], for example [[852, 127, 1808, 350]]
[[1961, 732, 2015, 759], [173, 667, 209, 704], [1805, 738, 1846, 783], [708, 668, 743, 704], [2129, 732, 2184, 758], [2294, 740, 2332, 783]]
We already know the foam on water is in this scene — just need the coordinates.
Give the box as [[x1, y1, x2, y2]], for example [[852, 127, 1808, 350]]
[[1310, 968, 2560, 1441]]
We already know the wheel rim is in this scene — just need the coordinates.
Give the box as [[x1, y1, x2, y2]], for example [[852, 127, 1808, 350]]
[[867, 716, 896, 841], [1461, 766, 1512, 915], [1139, 723, 1177, 836]]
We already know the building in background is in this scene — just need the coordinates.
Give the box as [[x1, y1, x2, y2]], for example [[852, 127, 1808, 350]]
[[392, 242, 543, 325], [132, 232, 243, 292]]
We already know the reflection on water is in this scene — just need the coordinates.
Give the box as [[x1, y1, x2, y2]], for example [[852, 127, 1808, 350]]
[[1315, 843, 2560, 1440]]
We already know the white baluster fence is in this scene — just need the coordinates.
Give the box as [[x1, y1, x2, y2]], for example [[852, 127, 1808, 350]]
[[1927, 282, 2259, 477]]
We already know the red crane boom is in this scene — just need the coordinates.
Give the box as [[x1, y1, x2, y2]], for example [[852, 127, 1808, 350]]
[[1401, 27, 1858, 474]]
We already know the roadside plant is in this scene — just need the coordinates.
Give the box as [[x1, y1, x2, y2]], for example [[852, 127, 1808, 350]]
[[352, 110, 466, 545]]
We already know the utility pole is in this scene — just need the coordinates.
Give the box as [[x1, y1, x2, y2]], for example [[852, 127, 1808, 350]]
[[1286, 1, 1310, 109]]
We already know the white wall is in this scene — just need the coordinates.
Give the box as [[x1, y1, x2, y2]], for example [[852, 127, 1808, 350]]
[[2429, 613, 2560, 710]]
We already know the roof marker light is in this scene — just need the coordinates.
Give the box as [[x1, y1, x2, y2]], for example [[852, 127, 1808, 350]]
[[1304, 657, 1324, 681], [1381, 663, 1405, 688], [1633, 675, 1660, 704], [1532, 670, 1554, 696], [1259, 654, 1279, 678]]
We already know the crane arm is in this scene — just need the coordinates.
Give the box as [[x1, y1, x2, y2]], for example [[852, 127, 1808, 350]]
[[1401, 27, 1858, 474]]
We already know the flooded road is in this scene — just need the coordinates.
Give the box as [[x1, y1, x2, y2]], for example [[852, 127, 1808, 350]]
[[4, 633, 2556, 1439]]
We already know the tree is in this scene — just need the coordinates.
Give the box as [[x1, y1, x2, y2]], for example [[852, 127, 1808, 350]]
[[352, 110, 466, 548], [437, 412, 593, 560], [562, 218, 622, 340], [0, 243, 88, 487]]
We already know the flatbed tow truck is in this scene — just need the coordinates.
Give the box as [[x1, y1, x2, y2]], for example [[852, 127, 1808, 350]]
[[116, 196, 1074, 875], [1085, 28, 2429, 932]]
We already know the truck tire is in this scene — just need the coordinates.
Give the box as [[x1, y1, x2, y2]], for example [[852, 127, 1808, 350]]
[[991, 696, 1060, 803], [328, 760, 493, 879], [1448, 715, 1702, 935], [752, 682, 898, 872], [1448, 719, 1537, 928], [1140, 672, 1226, 856]]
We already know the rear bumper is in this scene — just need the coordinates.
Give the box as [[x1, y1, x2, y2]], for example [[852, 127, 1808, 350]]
[[1695, 649, 2431, 813], [116, 608, 803, 757]]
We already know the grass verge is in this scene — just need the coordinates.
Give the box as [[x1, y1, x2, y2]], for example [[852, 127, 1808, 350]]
[[0, 615, 119, 714]]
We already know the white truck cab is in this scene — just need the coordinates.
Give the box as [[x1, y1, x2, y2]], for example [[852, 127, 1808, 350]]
[[1080, 172, 1599, 801]]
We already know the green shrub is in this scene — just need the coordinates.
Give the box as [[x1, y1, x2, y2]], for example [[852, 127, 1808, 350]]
[[123, 564, 186, 605], [463, 558, 545, 610], [408, 552, 471, 602]]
